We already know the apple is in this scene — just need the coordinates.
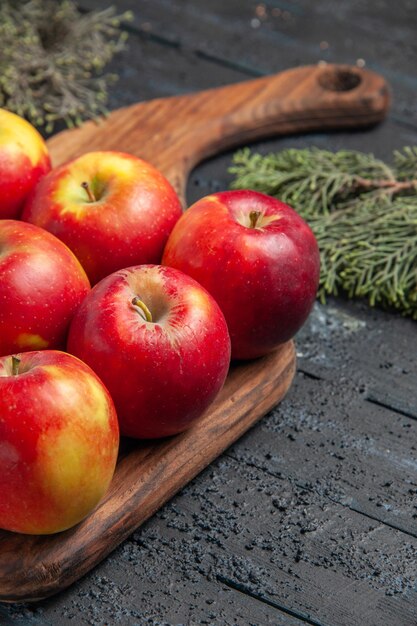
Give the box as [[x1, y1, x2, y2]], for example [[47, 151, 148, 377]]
[[0, 108, 51, 219], [22, 151, 183, 284], [67, 265, 231, 438], [162, 190, 320, 359], [0, 350, 119, 534], [0, 220, 90, 357]]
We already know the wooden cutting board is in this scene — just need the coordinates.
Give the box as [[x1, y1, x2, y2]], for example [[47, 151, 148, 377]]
[[0, 64, 389, 603]]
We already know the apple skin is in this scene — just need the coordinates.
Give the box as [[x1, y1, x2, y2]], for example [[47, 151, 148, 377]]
[[0, 108, 51, 219], [0, 350, 119, 534], [0, 220, 90, 357], [22, 151, 183, 284], [162, 190, 320, 360], [67, 265, 231, 439]]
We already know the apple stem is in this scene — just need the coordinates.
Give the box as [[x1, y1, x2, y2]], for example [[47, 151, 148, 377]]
[[11, 356, 20, 376], [131, 297, 153, 323], [249, 210, 261, 229], [81, 181, 96, 203]]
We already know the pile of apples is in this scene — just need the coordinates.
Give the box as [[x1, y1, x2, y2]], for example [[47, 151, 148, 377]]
[[0, 109, 320, 535]]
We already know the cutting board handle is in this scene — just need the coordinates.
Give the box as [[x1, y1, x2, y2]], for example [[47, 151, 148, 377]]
[[47, 64, 390, 204], [166, 64, 389, 199], [181, 63, 389, 160]]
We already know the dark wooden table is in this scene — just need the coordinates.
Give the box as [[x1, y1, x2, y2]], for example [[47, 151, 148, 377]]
[[2, 2, 417, 624]]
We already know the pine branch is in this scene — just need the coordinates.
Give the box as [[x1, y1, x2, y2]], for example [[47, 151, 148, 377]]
[[229, 147, 417, 319], [229, 147, 400, 215], [311, 196, 417, 317], [0, 1, 133, 132]]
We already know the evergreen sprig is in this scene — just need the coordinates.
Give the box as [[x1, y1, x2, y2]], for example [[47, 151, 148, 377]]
[[229, 147, 417, 319], [394, 146, 417, 180], [0, 0, 133, 132]]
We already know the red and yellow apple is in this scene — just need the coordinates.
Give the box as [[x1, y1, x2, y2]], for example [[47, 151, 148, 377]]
[[0, 350, 119, 534], [67, 265, 231, 438], [0, 108, 51, 219], [163, 190, 320, 359], [22, 151, 183, 284], [0, 220, 90, 357]]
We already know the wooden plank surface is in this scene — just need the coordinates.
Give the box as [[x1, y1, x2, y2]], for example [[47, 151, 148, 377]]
[[1, 1, 417, 624]]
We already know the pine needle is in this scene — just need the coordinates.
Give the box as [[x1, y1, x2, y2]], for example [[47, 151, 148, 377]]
[[229, 147, 417, 319]]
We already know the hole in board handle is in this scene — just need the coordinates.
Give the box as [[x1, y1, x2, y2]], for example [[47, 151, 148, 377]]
[[318, 68, 362, 92]]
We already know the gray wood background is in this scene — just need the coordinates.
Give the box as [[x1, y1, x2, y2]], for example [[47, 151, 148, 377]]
[[1, 1, 416, 624]]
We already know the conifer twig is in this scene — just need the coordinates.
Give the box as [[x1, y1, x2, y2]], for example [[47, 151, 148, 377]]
[[0, 0, 133, 132]]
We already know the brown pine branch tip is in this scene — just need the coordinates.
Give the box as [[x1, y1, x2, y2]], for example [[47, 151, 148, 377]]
[[352, 176, 417, 195]]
